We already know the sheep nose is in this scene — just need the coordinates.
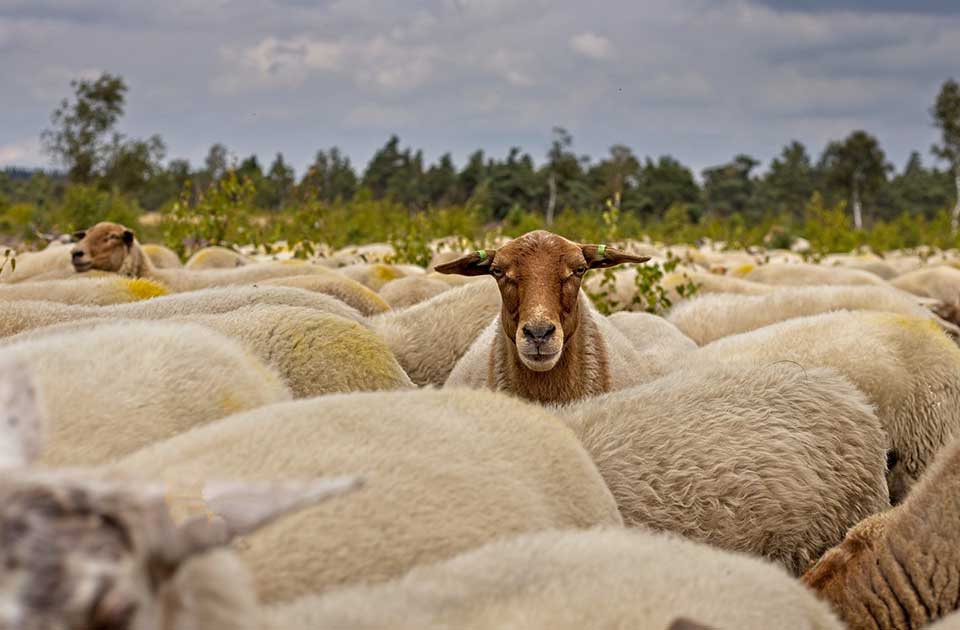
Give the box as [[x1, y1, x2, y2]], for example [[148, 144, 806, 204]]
[[71, 250, 84, 260], [523, 323, 556, 342]]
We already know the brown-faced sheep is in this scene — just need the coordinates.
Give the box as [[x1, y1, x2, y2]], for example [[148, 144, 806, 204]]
[[370, 278, 502, 386], [5, 321, 290, 465], [556, 362, 890, 575], [70, 222, 336, 291], [112, 388, 623, 603], [803, 435, 960, 630], [438, 230, 650, 403], [680, 311, 960, 502], [264, 528, 843, 630]]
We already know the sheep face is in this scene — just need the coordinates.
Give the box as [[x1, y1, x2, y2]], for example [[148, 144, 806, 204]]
[[436, 230, 648, 372], [71, 222, 135, 273]]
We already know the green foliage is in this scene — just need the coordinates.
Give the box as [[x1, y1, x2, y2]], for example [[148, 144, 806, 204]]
[[586, 253, 699, 316], [160, 172, 257, 257], [58, 184, 141, 233]]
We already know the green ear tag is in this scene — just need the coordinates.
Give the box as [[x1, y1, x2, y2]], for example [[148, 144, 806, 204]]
[[476, 249, 488, 262], [597, 244, 606, 259]]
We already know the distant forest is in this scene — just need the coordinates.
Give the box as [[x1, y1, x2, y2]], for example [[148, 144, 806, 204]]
[[1, 72, 959, 248]]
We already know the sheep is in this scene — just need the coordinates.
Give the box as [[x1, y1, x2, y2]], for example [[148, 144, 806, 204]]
[[668, 285, 957, 346], [0, 275, 168, 305], [262, 273, 392, 316], [746, 262, 890, 287], [930, 612, 960, 630], [0, 358, 44, 468], [822, 254, 898, 280], [336, 261, 420, 290], [680, 310, 960, 503], [112, 388, 623, 603], [0, 285, 366, 339], [263, 527, 843, 630], [6, 306, 415, 398], [70, 221, 337, 291], [141, 242, 183, 268], [891, 266, 960, 323], [370, 278, 503, 386], [4, 321, 291, 466], [378, 274, 452, 309], [0, 241, 72, 283], [802, 434, 960, 630], [607, 311, 697, 379], [555, 362, 890, 575], [0, 463, 361, 630], [437, 231, 651, 403], [185, 245, 251, 269]]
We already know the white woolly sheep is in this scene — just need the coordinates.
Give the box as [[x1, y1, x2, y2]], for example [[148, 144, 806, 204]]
[[0, 285, 366, 339], [70, 222, 337, 291], [891, 266, 960, 324], [607, 311, 697, 379], [803, 434, 960, 629], [556, 362, 890, 575], [378, 274, 452, 309], [264, 527, 842, 630], [141, 242, 183, 268], [0, 275, 168, 306], [0, 358, 44, 468], [370, 278, 502, 386], [680, 310, 960, 503], [336, 262, 419, 290], [929, 612, 960, 630], [438, 231, 652, 403], [5, 321, 290, 466], [112, 388, 623, 603], [746, 262, 890, 287], [185, 245, 251, 269], [262, 272, 392, 315], [4, 306, 414, 398], [0, 463, 360, 630], [0, 242, 72, 283], [821, 254, 898, 280], [668, 285, 956, 346]]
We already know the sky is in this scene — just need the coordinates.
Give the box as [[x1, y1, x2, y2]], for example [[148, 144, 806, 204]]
[[1, 0, 958, 177]]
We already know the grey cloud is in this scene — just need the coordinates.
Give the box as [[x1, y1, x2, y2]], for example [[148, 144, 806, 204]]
[[749, 0, 960, 14]]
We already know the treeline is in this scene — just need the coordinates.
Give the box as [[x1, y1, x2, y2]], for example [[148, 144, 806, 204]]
[[0, 73, 958, 249]]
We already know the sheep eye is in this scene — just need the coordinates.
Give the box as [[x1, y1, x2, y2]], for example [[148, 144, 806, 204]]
[[490, 266, 504, 278], [574, 266, 588, 276]]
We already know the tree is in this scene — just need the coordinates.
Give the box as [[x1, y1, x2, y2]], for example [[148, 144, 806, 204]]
[[587, 145, 641, 209], [635, 156, 700, 218], [887, 152, 953, 219], [819, 131, 890, 229], [42, 73, 127, 184], [757, 141, 815, 218], [204, 143, 230, 183], [543, 127, 592, 222], [263, 153, 295, 209], [102, 134, 166, 196], [362, 135, 405, 199], [931, 79, 960, 233], [300, 147, 357, 203], [702, 154, 759, 219], [423, 153, 459, 206]]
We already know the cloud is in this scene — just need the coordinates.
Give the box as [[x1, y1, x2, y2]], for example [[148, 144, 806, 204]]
[[748, 0, 960, 15], [0, 137, 44, 167], [569, 32, 615, 60]]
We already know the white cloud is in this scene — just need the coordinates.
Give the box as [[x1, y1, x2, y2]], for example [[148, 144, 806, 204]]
[[569, 31, 615, 60], [0, 137, 45, 167]]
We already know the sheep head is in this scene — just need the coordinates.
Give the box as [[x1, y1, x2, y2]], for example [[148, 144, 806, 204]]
[[0, 472, 363, 630], [71, 222, 137, 274], [436, 230, 648, 371]]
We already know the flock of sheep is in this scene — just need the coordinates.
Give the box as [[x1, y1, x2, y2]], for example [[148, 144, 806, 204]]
[[2, 222, 960, 629]]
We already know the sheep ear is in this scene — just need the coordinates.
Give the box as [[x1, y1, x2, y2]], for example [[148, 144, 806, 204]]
[[121, 230, 135, 246], [433, 250, 497, 276], [0, 359, 45, 468], [72, 230, 86, 241], [581, 244, 650, 270], [173, 476, 365, 552]]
